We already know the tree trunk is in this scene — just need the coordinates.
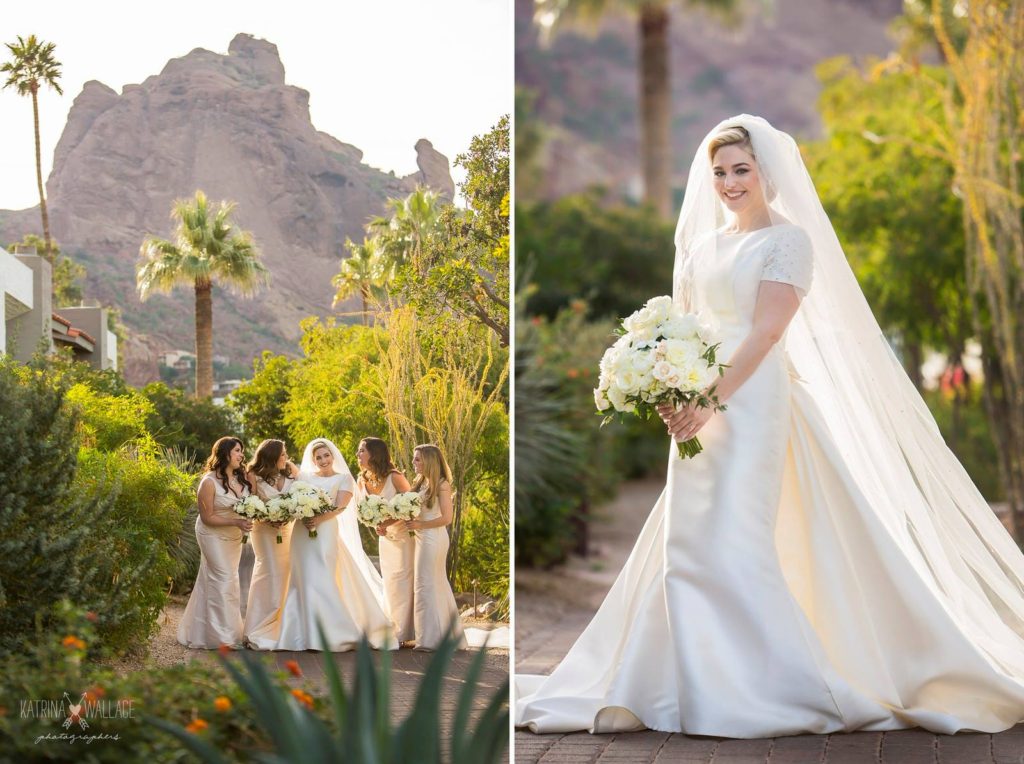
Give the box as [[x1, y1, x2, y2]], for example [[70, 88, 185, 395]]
[[31, 86, 52, 259], [904, 339, 924, 392], [194, 279, 214, 399], [639, 2, 672, 219]]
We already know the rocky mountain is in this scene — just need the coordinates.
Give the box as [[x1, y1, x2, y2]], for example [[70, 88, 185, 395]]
[[0, 33, 454, 385], [516, 0, 906, 202]]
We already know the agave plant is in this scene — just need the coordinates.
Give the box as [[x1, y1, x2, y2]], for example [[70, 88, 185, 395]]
[[147, 622, 508, 762]]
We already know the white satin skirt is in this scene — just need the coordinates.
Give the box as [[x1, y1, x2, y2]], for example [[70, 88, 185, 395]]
[[178, 516, 244, 649], [247, 515, 397, 651], [515, 346, 1024, 737]]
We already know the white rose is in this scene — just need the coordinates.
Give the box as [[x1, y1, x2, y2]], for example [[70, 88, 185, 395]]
[[594, 387, 610, 410], [652, 361, 675, 382], [645, 296, 673, 324], [629, 349, 655, 374], [662, 338, 701, 369], [613, 368, 642, 395]]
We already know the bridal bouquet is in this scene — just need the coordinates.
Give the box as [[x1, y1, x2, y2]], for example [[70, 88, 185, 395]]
[[594, 295, 728, 459], [232, 495, 266, 545], [287, 481, 335, 538]]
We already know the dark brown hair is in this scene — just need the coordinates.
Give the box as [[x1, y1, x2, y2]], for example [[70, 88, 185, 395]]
[[247, 439, 288, 486], [359, 437, 400, 483], [203, 436, 252, 495]]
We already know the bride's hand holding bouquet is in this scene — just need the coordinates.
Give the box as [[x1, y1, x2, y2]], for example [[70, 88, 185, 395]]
[[594, 295, 729, 459]]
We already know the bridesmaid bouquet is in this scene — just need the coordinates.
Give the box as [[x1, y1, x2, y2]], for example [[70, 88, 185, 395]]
[[356, 492, 421, 538], [287, 481, 335, 538], [356, 494, 390, 529], [594, 295, 729, 459], [232, 495, 266, 544], [262, 496, 294, 544]]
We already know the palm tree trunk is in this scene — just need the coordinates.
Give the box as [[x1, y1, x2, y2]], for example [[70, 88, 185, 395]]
[[194, 279, 214, 399], [360, 285, 369, 326], [30, 85, 53, 259], [639, 1, 672, 220]]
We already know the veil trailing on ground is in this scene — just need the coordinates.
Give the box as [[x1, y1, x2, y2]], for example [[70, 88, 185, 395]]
[[673, 114, 1024, 668], [299, 438, 385, 607]]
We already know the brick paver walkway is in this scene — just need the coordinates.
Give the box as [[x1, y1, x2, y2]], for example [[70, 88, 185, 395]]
[[514, 478, 1024, 764]]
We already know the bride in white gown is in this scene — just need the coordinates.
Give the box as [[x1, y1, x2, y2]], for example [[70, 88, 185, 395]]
[[515, 115, 1024, 737], [247, 438, 396, 651]]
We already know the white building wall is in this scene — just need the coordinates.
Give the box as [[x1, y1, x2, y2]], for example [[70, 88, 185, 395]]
[[0, 248, 35, 354]]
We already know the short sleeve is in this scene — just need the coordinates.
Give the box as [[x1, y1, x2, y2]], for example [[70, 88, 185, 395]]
[[760, 225, 813, 295], [336, 473, 354, 493]]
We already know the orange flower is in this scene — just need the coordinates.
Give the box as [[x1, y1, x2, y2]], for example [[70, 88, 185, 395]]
[[290, 689, 314, 710], [85, 612, 99, 623], [213, 696, 232, 712], [217, 644, 232, 657], [283, 660, 302, 678], [83, 686, 106, 703], [566, 368, 580, 379], [61, 635, 86, 650], [185, 718, 209, 734]]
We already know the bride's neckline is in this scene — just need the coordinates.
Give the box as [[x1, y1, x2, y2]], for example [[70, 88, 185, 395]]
[[718, 224, 778, 236]]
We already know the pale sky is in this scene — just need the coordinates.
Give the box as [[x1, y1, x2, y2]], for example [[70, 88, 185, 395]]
[[0, 0, 511, 210]]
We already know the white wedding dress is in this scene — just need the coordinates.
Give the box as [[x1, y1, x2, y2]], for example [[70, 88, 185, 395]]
[[247, 471, 396, 651], [515, 116, 1024, 737]]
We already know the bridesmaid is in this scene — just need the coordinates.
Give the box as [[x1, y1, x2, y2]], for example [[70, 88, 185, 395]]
[[178, 437, 253, 649], [393, 444, 467, 651], [357, 437, 414, 645], [242, 439, 299, 642]]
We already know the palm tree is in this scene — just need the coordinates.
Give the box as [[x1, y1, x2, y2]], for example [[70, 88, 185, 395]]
[[368, 186, 444, 275], [2, 35, 63, 257], [535, 0, 739, 219], [332, 236, 386, 324], [137, 191, 269, 399]]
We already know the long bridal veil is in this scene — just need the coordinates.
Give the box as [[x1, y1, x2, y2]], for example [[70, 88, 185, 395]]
[[299, 438, 386, 609], [675, 115, 1024, 674]]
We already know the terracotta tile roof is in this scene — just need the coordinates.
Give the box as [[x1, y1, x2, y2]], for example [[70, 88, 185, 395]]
[[52, 311, 96, 344]]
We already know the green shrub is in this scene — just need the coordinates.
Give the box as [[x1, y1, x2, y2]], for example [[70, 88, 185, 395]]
[[515, 301, 666, 568], [283, 318, 389, 460], [517, 192, 674, 320], [66, 383, 153, 451], [141, 382, 241, 466], [456, 502, 509, 618], [0, 602, 304, 761], [0, 358, 117, 654], [227, 351, 296, 453], [74, 443, 194, 653]]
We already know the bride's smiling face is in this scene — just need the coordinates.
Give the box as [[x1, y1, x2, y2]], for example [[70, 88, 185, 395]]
[[313, 446, 333, 472], [712, 144, 766, 214]]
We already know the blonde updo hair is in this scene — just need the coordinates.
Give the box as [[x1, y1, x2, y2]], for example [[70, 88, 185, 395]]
[[707, 124, 776, 200], [708, 125, 754, 163]]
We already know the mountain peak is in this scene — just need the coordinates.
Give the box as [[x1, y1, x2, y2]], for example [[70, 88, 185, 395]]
[[227, 33, 286, 86]]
